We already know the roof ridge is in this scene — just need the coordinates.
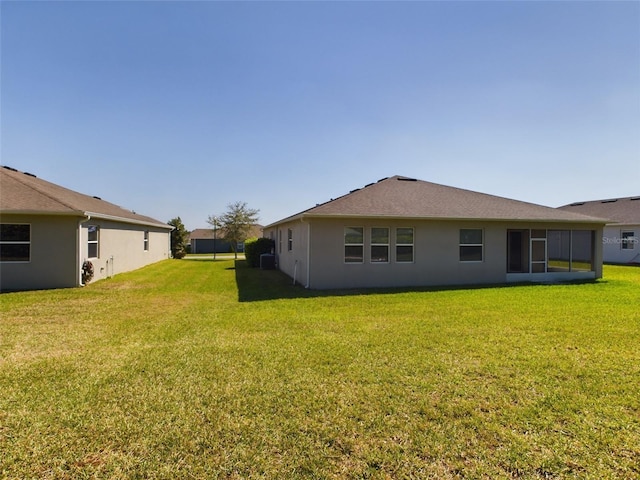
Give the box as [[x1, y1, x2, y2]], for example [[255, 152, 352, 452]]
[[561, 195, 640, 206], [3, 167, 80, 212]]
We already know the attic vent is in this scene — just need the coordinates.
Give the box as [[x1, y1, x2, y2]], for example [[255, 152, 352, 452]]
[[601, 199, 618, 203], [2, 166, 18, 172], [23, 172, 36, 178], [93, 196, 102, 200], [570, 202, 585, 206], [397, 177, 417, 182], [377, 177, 389, 182], [349, 188, 361, 193], [631, 197, 640, 201], [364, 183, 375, 188]]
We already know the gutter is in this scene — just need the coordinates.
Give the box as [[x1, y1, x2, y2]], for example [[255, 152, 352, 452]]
[[294, 213, 608, 225], [3, 209, 173, 229], [83, 211, 173, 230], [266, 212, 608, 228]]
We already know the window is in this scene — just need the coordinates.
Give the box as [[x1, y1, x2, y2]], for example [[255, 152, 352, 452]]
[[143, 231, 149, 251], [87, 225, 99, 258], [287, 228, 293, 251], [622, 231, 636, 250], [459, 229, 483, 262], [396, 227, 414, 263], [278, 230, 282, 254], [344, 227, 364, 263], [370, 227, 389, 263], [0, 224, 30, 262]]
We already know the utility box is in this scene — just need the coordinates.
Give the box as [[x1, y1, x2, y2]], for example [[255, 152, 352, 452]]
[[260, 254, 276, 270]]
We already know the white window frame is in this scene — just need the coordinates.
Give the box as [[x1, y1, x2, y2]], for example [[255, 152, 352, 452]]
[[344, 227, 364, 264], [87, 225, 100, 259], [0, 223, 31, 263], [459, 228, 484, 263], [621, 231, 636, 250], [396, 227, 414, 263], [370, 227, 389, 263]]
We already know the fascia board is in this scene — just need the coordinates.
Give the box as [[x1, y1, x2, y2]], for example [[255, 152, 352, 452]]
[[83, 211, 174, 230]]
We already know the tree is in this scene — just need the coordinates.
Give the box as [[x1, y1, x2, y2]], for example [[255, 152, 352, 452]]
[[168, 217, 188, 259], [209, 201, 259, 259]]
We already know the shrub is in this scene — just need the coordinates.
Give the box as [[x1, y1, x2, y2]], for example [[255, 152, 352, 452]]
[[168, 217, 188, 259], [245, 237, 275, 268]]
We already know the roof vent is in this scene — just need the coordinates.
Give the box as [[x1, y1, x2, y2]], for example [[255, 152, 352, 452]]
[[397, 176, 417, 182], [349, 188, 361, 194], [364, 183, 374, 188], [569, 202, 585, 206], [2, 166, 18, 172], [93, 196, 102, 200], [377, 177, 389, 182], [601, 199, 618, 203], [630, 197, 640, 201], [23, 172, 37, 178]]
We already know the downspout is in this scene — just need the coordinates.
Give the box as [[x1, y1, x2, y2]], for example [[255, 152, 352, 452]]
[[293, 260, 298, 286], [78, 215, 90, 286]]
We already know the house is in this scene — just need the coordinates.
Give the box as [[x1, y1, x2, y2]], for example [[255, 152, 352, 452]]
[[558, 196, 640, 264], [189, 225, 263, 254], [0, 166, 173, 291], [189, 228, 232, 254], [263, 175, 607, 290]]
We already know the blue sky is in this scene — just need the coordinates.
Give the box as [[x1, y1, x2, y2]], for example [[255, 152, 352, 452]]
[[2, 1, 639, 230]]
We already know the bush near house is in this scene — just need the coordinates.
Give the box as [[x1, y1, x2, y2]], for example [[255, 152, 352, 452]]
[[0, 262, 638, 478], [244, 237, 275, 267]]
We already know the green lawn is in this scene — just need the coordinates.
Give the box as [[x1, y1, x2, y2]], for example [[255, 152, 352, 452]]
[[1, 261, 638, 479]]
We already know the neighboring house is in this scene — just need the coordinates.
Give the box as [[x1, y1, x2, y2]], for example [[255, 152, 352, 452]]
[[558, 196, 640, 264], [189, 225, 263, 254], [0, 166, 173, 291], [263, 175, 607, 290], [189, 228, 232, 254]]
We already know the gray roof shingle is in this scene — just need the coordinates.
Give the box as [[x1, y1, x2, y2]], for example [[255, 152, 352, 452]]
[[558, 196, 640, 225], [0, 166, 171, 228], [269, 175, 607, 226]]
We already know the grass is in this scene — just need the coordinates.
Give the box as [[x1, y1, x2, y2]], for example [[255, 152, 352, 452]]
[[1, 261, 638, 479]]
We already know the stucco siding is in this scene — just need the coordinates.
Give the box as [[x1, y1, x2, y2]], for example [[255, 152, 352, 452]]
[[80, 220, 170, 282], [300, 218, 603, 290], [306, 219, 510, 289], [267, 220, 309, 286], [602, 225, 640, 264], [0, 214, 79, 290]]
